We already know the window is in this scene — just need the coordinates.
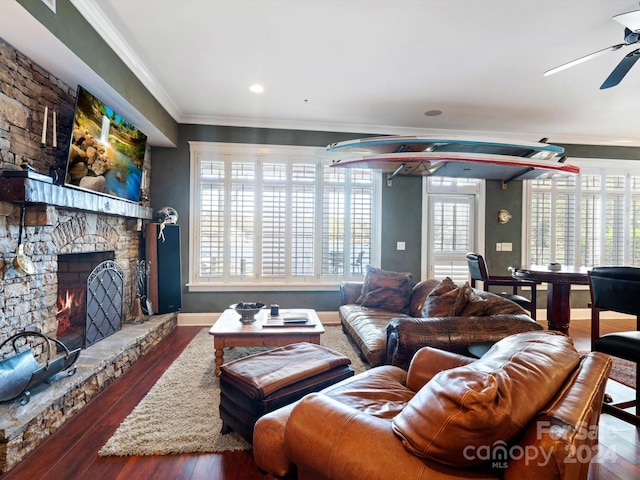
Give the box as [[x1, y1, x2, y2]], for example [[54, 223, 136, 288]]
[[425, 177, 482, 284], [188, 142, 379, 290], [525, 159, 640, 268]]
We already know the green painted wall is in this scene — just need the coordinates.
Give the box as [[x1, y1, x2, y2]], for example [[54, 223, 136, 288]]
[[151, 125, 424, 313], [484, 180, 523, 276], [380, 175, 422, 277]]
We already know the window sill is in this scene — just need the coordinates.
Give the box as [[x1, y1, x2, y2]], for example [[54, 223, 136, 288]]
[[186, 282, 343, 292]]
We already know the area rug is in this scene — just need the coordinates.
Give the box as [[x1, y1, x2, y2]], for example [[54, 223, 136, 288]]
[[98, 326, 368, 456], [609, 357, 636, 389]]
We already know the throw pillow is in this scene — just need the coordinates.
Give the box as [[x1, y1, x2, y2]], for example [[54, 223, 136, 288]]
[[458, 290, 489, 316], [408, 279, 440, 317], [356, 265, 413, 312], [391, 330, 581, 467], [422, 279, 471, 317]]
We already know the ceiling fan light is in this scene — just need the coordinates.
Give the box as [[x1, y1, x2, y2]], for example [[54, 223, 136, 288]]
[[613, 10, 640, 32]]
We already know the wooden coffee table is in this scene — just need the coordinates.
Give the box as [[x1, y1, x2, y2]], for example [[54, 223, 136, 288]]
[[208, 308, 324, 375]]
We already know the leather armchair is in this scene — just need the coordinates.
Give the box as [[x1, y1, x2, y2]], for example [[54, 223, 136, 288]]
[[254, 331, 611, 480]]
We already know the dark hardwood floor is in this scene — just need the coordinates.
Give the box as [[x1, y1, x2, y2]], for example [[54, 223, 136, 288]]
[[1, 318, 639, 479]]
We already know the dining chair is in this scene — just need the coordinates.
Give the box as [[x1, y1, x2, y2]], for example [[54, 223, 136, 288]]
[[589, 266, 640, 349], [589, 266, 640, 426], [466, 252, 539, 320]]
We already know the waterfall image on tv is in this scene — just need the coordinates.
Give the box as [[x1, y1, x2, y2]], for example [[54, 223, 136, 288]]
[[65, 85, 147, 202]]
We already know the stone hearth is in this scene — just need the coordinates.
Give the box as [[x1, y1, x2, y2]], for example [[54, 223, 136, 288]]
[[0, 313, 176, 473]]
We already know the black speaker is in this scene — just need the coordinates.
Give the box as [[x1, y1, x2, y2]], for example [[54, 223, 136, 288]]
[[146, 223, 182, 314]]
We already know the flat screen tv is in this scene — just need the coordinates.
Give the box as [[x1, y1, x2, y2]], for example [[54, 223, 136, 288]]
[[64, 85, 147, 203]]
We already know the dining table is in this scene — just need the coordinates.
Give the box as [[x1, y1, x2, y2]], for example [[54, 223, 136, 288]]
[[510, 264, 590, 334]]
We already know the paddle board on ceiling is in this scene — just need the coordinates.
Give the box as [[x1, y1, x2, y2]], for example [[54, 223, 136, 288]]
[[328, 152, 579, 181], [326, 135, 565, 160], [326, 135, 578, 182]]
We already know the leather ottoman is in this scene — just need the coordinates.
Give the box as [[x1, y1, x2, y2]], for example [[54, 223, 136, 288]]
[[219, 342, 354, 442]]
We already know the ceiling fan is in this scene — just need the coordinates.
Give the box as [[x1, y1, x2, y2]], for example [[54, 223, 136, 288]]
[[544, 10, 640, 89]]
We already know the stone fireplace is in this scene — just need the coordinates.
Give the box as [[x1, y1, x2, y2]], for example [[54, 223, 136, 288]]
[[0, 37, 177, 473], [0, 34, 150, 346], [0, 205, 140, 342]]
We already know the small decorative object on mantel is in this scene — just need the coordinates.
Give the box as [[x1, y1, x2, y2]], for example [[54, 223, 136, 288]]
[[548, 262, 562, 271], [139, 171, 150, 202], [41, 105, 48, 146], [40, 104, 58, 148], [52, 110, 57, 148]]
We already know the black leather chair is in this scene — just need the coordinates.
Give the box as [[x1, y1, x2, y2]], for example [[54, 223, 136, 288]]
[[589, 266, 640, 349], [466, 252, 539, 320], [589, 266, 640, 426]]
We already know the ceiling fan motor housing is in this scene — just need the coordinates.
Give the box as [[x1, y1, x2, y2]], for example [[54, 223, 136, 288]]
[[624, 28, 640, 44]]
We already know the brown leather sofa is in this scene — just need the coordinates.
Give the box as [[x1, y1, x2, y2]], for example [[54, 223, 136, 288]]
[[340, 277, 543, 369], [253, 330, 612, 480]]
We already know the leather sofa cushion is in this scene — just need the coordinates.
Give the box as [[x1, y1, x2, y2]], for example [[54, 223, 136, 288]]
[[357, 265, 413, 312], [408, 279, 439, 317], [220, 342, 351, 399], [321, 365, 414, 419], [339, 305, 405, 366], [392, 330, 581, 467], [422, 278, 471, 317]]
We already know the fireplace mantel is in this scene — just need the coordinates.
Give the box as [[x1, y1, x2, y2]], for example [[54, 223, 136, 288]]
[[0, 175, 153, 219]]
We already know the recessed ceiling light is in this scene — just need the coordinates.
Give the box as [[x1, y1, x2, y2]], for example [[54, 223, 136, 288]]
[[249, 84, 264, 93], [424, 110, 442, 117]]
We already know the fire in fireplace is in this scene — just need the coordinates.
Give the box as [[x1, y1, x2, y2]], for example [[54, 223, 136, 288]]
[[56, 288, 84, 338], [56, 252, 124, 349]]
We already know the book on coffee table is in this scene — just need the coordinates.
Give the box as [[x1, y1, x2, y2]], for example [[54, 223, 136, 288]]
[[263, 311, 314, 327]]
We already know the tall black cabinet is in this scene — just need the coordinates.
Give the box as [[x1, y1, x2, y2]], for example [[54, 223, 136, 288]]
[[145, 223, 182, 314]]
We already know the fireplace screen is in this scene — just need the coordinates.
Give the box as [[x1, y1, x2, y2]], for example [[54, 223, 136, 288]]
[[85, 260, 124, 347], [57, 257, 124, 349]]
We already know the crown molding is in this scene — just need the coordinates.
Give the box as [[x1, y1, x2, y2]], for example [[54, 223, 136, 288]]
[[179, 114, 640, 147]]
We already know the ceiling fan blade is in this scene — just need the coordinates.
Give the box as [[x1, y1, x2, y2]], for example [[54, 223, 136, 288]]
[[544, 44, 626, 76], [613, 10, 640, 31], [600, 48, 640, 89]]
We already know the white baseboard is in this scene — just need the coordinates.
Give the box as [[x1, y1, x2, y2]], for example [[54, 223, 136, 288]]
[[177, 311, 341, 327], [177, 312, 218, 326], [179, 308, 631, 327]]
